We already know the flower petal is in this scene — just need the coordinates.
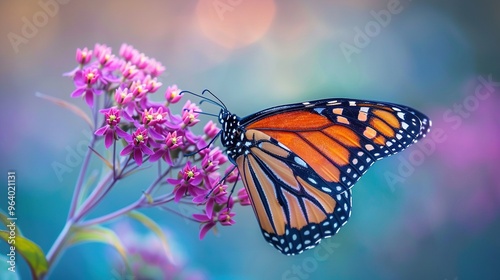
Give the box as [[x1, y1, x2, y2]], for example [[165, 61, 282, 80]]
[[192, 213, 211, 223], [115, 127, 132, 142], [190, 175, 203, 186], [174, 187, 185, 202], [199, 222, 215, 240], [140, 143, 154, 155], [192, 193, 208, 204], [205, 199, 214, 219], [120, 144, 133, 156], [134, 148, 143, 165], [104, 131, 114, 148], [70, 87, 86, 98], [149, 150, 164, 162], [166, 178, 181, 185], [94, 125, 109, 136], [84, 89, 94, 107]]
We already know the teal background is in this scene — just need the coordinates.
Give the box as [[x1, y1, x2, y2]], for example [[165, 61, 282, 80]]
[[1, 0, 499, 279]]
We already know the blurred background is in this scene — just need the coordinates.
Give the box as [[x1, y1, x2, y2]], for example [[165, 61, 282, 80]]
[[1, 0, 499, 279]]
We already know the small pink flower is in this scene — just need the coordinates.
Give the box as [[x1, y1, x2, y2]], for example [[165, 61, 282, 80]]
[[167, 162, 204, 202], [218, 208, 236, 226], [95, 108, 130, 148], [182, 111, 199, 127], [204, 120, 220, 139], [120, 127, 154, 166], [210, 147, 227, 166], [202, 156, 217, 173], [237, 188, 251, 206], [181, 100, 201, 128], [94, 43, 115, 67], [132, 52, 149, 70], [202, 149, 226, 173], [165, 85, 182, 104], [146, 58, 165, 77], [71, 68, 103, 107], [114, 87, 134, 106], [224, 166, 239, 183], [121, 62, 139, 80], [193, 179, 229, 218], [119, 43, 136, 61], [93, 43, 111, 59], [129, 81, 149, 99], [182, 163, 202, 185], [76, 47, 92, 65], [79, 68, 99, 86], [165, 131, 183, 149], [150, 132, 181, 164], [143, 75, 162, 93], [141, 107, 167, 127]]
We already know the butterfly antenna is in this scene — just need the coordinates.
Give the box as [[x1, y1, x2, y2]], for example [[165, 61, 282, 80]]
[[180, 90, 225, 109], [202, 89, 227, 110], [199, 99, 225, 109], [187, 109, 219, 118]]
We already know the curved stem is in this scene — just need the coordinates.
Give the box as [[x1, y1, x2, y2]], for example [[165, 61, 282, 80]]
[[147, 194, 175, 206], [160, 205, 199, 223], [73, 156, 130, 222], [77, 166, 172, 227], [78, 201, 140, 227], [67, 135, 96, 220], [72, 173, 117, 222], [43, 218, 74, 279]]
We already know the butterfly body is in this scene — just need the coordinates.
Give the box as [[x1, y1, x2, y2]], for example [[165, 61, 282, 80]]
[[216, 97, 431, 255]]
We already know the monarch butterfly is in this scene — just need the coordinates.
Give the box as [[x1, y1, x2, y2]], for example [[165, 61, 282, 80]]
[[187, 90, 431, 255]]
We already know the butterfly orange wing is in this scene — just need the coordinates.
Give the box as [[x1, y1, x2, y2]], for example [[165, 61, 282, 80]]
[[229, 98, 430, 255]]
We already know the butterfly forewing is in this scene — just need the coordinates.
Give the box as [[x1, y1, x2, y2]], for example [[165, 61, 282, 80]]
[[243, 98, 431, 194]]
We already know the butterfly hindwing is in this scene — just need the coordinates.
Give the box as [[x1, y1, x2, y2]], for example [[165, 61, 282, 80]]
[[236, 129, 352, 255]]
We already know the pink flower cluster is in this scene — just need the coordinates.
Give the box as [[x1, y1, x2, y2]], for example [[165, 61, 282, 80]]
[[67, 43, 251, 240]]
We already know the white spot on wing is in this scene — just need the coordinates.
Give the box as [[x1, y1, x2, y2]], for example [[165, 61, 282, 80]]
[[322, 187, 332, 193], [278, 142, 290, 151], [295, 157, 307, 167]]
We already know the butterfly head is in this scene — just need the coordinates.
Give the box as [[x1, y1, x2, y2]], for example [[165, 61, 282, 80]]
[[218, 109, 243, 155]]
